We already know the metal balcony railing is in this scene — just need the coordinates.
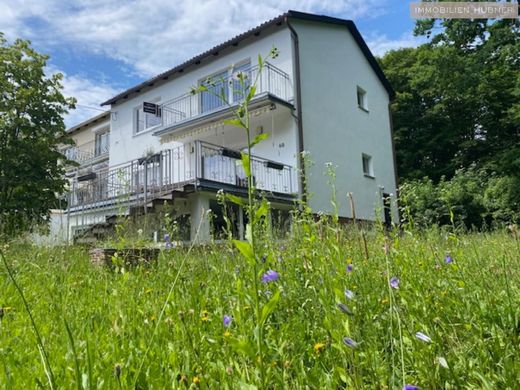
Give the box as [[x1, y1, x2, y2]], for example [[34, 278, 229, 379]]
[[64, 139, 110, 165], [68, 141, 294, 210], [159, 63, 292, 130]]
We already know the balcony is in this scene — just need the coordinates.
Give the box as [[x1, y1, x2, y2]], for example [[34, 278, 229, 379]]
[[68, 141, 295, 210], [64, 139, 109, 166], [156, 63, 293, 134]]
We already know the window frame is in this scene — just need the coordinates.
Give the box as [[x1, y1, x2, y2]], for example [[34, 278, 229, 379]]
[[134, 99, 162, 135], [357, 86, 368, 112], [199, 59, 251, 114], [94, 128, 110, 157], [362, 153, 374, 178]]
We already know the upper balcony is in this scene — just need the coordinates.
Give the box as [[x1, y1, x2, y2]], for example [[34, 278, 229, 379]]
[[64, 137, 110, 167], [154, 62, 293, 137]]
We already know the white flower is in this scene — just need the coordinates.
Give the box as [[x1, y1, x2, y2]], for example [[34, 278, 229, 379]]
[[415, 331, 432, 343]]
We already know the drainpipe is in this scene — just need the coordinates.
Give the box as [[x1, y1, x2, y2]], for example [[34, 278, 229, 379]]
[[387, 101, 400, 223], [285, 17, 307, 204]]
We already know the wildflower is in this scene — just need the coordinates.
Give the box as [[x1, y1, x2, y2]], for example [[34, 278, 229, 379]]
[[415, 332, 432, 343], [261, 270, 279, 283], [201, 310, 209, 322], [192, 376, 200, 385], [164, 233, 171, 249], [445, 255, 453, 264], [342, 337, 358, 349], [337, 303, 353, 315], [403, 385, 420, 390], [390, 277, 399, 289], [314, 342, 326, 354], [223, 315, 232, 327], [346, 263, 353, 273], [344, 289, 355, 300], [436, 356, 449, 368], [224, 331, 231, 337]]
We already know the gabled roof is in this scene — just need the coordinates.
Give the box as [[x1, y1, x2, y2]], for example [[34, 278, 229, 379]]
[[67, 111, 110, 134], [101, 10, 394, 106]]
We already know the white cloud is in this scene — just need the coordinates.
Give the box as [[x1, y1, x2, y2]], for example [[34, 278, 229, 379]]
[[367, 33, 425, 57], [46, 66, 117, 127], [3, 0, 389, 77]]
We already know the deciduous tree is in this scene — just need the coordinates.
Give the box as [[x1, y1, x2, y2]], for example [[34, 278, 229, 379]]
[[0, 33, 75, 237]]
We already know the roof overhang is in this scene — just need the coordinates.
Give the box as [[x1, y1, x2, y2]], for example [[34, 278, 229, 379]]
[[101, 10, 394, 107]]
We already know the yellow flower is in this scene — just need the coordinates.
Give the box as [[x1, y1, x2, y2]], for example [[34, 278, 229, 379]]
[[201, 310, 209, 321], [314, 342, 326, 354], [192, 376, 200, 385], [224, 331, 231, 337], [380, 298, 389, 305]]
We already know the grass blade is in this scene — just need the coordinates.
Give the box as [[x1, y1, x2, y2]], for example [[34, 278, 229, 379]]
[[0, 249, 56, 389]]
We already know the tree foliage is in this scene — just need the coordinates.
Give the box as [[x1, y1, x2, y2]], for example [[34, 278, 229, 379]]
[[380, 15, 520, 182], [0, 33, 75, 237]]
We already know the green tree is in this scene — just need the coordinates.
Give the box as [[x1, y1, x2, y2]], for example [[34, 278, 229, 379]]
[[0, 33, 75, 237], [380, 15, 520, 182]]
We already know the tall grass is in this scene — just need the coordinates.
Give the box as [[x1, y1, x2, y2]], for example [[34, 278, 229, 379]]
[[1, 223, 519, 388]]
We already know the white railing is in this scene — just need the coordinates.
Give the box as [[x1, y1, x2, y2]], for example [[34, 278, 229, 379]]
[[68, 141, 294, 210], [159, 63, 292, 130], [64, 139, 109, 165]]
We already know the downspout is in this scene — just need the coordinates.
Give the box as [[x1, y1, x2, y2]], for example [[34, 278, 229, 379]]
[[285, 17, 307, 204], [387, 100, 400, 223]]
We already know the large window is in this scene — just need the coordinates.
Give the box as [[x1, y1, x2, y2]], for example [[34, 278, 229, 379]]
[[94, 130, 110, 157], [200, 70, 229, 114], [200, 61, 251, 114], [136, 105, 161, 134]]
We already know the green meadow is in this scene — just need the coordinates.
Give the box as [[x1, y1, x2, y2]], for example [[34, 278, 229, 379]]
[[1, 216, 519, 389]]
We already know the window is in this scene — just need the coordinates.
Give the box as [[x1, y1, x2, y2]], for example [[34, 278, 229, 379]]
[[357, 86, 368, 111], [232, 62, 251, 103], [200, 69, 229, 114], [136, 105, 161, 134], [200, 61, 251, 114], [94, 130, 109, 157], [362, 153, 374, 177]]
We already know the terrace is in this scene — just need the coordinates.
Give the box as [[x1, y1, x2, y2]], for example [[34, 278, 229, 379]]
[[68, 140, 295, 212]]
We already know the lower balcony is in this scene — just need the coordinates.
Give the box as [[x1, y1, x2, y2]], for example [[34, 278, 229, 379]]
[[68, 140, 295, 211]]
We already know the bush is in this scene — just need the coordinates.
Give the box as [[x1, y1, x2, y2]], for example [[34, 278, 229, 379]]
[[399, 167, 519, 229]]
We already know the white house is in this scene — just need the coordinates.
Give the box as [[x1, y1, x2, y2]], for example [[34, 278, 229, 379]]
[[65, 10, 398, 242]]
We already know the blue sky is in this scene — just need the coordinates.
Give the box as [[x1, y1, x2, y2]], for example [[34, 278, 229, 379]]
[[1, 0, 424, 127]]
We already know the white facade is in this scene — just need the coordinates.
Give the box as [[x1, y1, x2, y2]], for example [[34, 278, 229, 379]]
[[109, 28, 295, 168], [63, 11, 398, 243]]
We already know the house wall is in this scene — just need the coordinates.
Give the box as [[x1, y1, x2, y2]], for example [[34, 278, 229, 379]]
[[109, 27, 295, 168], [69, 119, 110, 147], [292, 19, 398, 222]]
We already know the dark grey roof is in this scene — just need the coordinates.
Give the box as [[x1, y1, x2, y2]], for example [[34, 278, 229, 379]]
[[101, 10, 394, 106]]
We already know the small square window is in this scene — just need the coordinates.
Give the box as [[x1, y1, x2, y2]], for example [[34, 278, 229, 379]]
[[357, 86, 368, 111], [362, 154, 374, 177]]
